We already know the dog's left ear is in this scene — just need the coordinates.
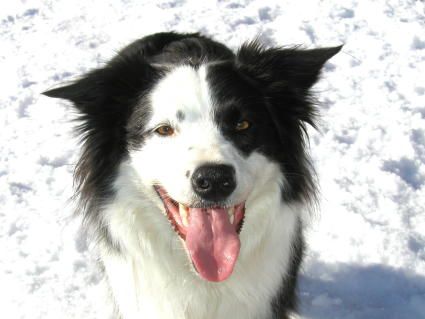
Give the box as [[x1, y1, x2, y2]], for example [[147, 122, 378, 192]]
[[236, 42, 342, 92]]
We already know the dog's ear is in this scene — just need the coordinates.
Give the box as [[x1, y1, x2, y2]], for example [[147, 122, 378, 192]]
[[43, 56, 158, 115], [236, 41, 342, 92], [42, 68, 108, 113], [236, 42, 342, 130]]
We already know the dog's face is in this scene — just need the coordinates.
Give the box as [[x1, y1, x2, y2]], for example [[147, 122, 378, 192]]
[[131, 63, 282, 202], [130, 65, 258, 206], [44, 33, 341, 282], [127, 64, 286, 281]]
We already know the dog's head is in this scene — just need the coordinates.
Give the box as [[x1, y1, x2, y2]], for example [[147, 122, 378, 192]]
[[44, 32, 340, 282]]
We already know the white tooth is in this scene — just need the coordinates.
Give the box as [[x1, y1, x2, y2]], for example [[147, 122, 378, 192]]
[[229, 207, 235, 224], [179, 203, 189, 227]]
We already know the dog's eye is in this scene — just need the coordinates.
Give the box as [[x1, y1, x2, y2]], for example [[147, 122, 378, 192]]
[[155, 125, 175, 136], [235, 120, 250, 131]]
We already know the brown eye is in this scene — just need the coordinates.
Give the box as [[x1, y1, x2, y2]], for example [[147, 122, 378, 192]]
[[235, 120, 250, 131], [155, 125, 175, 136]]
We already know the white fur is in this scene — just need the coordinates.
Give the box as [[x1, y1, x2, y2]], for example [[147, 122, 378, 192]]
[[99, 65, 302, 319]]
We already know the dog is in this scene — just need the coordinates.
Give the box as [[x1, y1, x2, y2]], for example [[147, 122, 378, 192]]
[[44, 32, 341, 319]]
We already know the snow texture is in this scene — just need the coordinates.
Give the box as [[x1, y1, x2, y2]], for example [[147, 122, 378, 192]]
[[1, 0, 424, 318]]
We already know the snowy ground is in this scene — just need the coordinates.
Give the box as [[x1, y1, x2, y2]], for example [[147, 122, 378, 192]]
[[1, 0, 424, 318]]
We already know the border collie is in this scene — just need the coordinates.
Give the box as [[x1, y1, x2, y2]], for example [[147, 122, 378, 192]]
[[44, 32, 340, 319]]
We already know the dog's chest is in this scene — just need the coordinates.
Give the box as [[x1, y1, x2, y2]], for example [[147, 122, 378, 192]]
[[102, 252, 276, 319]]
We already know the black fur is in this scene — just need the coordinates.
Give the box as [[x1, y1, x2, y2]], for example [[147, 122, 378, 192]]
[[271, 220, 305, 318], [43, 32, 340, 318]]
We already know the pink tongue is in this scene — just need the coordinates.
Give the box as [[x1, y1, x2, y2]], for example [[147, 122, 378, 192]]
[[185, 208, 240, 282]]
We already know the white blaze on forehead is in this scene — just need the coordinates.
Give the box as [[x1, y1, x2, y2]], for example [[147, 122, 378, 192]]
[[148, 65, 212, 125]]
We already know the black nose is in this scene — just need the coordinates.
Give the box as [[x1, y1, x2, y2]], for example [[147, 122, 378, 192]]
[[191, 164, 236, 201]]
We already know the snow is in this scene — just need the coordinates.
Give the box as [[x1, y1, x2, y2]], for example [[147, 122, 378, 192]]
[[1, 0, 424, 318]]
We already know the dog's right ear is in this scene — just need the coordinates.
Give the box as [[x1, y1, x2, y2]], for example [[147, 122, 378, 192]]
[[42, 68, 110, 114], [42, 78, 91, 102], [42, 53, 159, 116]]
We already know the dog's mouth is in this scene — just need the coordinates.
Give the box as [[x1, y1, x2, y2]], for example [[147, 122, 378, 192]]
[[154, 186, 245, 282]]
